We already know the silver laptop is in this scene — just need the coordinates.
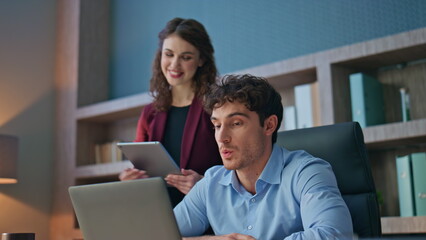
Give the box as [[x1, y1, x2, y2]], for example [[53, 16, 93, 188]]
[[69, 177, 182, 240]]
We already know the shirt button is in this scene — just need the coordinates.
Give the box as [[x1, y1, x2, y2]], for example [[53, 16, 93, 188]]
[[247, 225, 253, 230], [251, 198, 256, 203]]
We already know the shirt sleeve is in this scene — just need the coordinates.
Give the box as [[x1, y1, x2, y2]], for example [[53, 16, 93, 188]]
[[173, 175, 210, 237], [284, 158, 353, 240]]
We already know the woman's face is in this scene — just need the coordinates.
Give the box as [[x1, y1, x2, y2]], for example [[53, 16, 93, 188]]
[[161, 34, 203, 89]]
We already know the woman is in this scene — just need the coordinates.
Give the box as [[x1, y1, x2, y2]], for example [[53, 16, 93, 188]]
[[119, 18, 222, 205]]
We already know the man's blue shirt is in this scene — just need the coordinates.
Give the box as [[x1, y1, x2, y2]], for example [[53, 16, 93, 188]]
[[174, 145, 353, 239]]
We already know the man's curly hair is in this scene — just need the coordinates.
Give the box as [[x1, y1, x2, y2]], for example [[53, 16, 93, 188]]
[[204, 74, 283, 143]]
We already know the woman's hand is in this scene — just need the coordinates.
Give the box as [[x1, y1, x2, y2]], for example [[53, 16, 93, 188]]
[[119, 168, 149, 181], [165, 169, 203, 194]]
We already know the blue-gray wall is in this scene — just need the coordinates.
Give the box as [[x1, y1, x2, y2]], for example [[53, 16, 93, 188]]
[[109, 0, 426, 99]]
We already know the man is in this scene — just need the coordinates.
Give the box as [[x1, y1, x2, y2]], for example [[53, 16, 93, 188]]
[[174, 74, 353, 239]]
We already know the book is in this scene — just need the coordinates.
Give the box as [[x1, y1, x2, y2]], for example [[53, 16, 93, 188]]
[[349, 73, 385, 128], [281, 106, 297, 131], [94, 140, 123, 164], [112, 140, 124, 162], [295, 83, 313, 129], [95, 144, 102, 164], [411, 152, 426, 216], [399, 88, 411, 122], [100, 143, 112, 164], [396, 155, 415, 217]]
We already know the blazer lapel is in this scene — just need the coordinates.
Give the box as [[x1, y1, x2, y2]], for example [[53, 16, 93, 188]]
[[180, 98, 203, 168], [151, 110, 167, 142]]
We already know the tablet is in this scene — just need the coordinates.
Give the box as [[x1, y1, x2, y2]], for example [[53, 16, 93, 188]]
[[116, 141, 181, 178]]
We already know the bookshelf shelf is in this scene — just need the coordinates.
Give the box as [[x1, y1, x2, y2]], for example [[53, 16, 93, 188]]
[[76, 92, 152, 122], [75, 160, 133, 179], [51, 2, 426, 238], [364, 119, 426, 149], [381, 216, 426, 235]]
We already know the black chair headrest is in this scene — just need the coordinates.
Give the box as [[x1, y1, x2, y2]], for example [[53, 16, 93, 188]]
[[276, 122, 375, 194]]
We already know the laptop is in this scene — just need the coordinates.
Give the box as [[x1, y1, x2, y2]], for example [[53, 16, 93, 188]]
[[69, 177, 182, 240]]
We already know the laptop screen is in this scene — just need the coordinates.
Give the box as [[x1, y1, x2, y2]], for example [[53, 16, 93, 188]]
[[69, 178, 181, 240]]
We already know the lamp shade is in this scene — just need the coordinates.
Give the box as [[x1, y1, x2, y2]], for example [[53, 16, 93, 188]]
[[1, 233, 35, 240], [0, 134, 18, 184]]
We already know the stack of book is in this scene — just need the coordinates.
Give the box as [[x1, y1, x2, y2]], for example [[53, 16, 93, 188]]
[[399, 87, 411, 122], [281, 106, 296, 131], [294, 83, 314, 129], [396, 152, 426, 217], [279, 82, 319, 131], [94, 140, 124, 164], [349, 72, 413, 127], [349, 73, 385, 128]]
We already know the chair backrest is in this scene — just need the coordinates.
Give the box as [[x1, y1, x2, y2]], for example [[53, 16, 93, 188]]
[[276, 122, 381, 237]]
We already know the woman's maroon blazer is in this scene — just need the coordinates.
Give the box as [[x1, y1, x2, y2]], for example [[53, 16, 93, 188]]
[[135, 97, 222, 175]]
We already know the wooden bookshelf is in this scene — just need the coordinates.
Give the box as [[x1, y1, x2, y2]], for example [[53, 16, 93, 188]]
[[234, 27, 426, 235], [51, 0, 426, 238]]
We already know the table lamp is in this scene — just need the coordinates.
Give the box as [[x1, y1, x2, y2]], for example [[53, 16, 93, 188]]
[[0, 134, 18, 184], [1, 233, 35, 240]]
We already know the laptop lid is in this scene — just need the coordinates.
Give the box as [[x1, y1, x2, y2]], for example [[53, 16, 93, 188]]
[[69, 177, 181, 240]]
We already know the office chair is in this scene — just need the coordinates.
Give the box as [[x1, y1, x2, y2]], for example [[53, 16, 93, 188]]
[[276, 122, 381, 238]]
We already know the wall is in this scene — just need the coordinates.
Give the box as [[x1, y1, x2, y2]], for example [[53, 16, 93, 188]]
[[108, 0, 426, 99], [0, 1, 56, 239]]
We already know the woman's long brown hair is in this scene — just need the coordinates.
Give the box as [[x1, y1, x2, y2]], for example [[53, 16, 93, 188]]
[[150, 18, 218, 111]]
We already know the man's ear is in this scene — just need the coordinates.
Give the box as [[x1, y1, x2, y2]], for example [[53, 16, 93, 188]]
[[264, 115, 278, 136]]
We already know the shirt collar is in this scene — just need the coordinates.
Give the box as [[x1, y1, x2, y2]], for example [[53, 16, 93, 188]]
[[218, 168, 243, 193], [218, 144, 285, 187], [258, 144, 283, 185], [218, 168, 233, 186]]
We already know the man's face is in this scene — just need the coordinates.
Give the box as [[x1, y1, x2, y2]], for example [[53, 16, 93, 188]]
[[211, 101, 269, 171]]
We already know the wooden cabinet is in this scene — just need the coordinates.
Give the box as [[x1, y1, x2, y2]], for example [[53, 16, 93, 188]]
[[51, 1, 426, 239]]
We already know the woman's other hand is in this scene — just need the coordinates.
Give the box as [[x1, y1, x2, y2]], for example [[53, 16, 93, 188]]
[[165, 169, 203, 194], [119, 168, 149, 181]]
